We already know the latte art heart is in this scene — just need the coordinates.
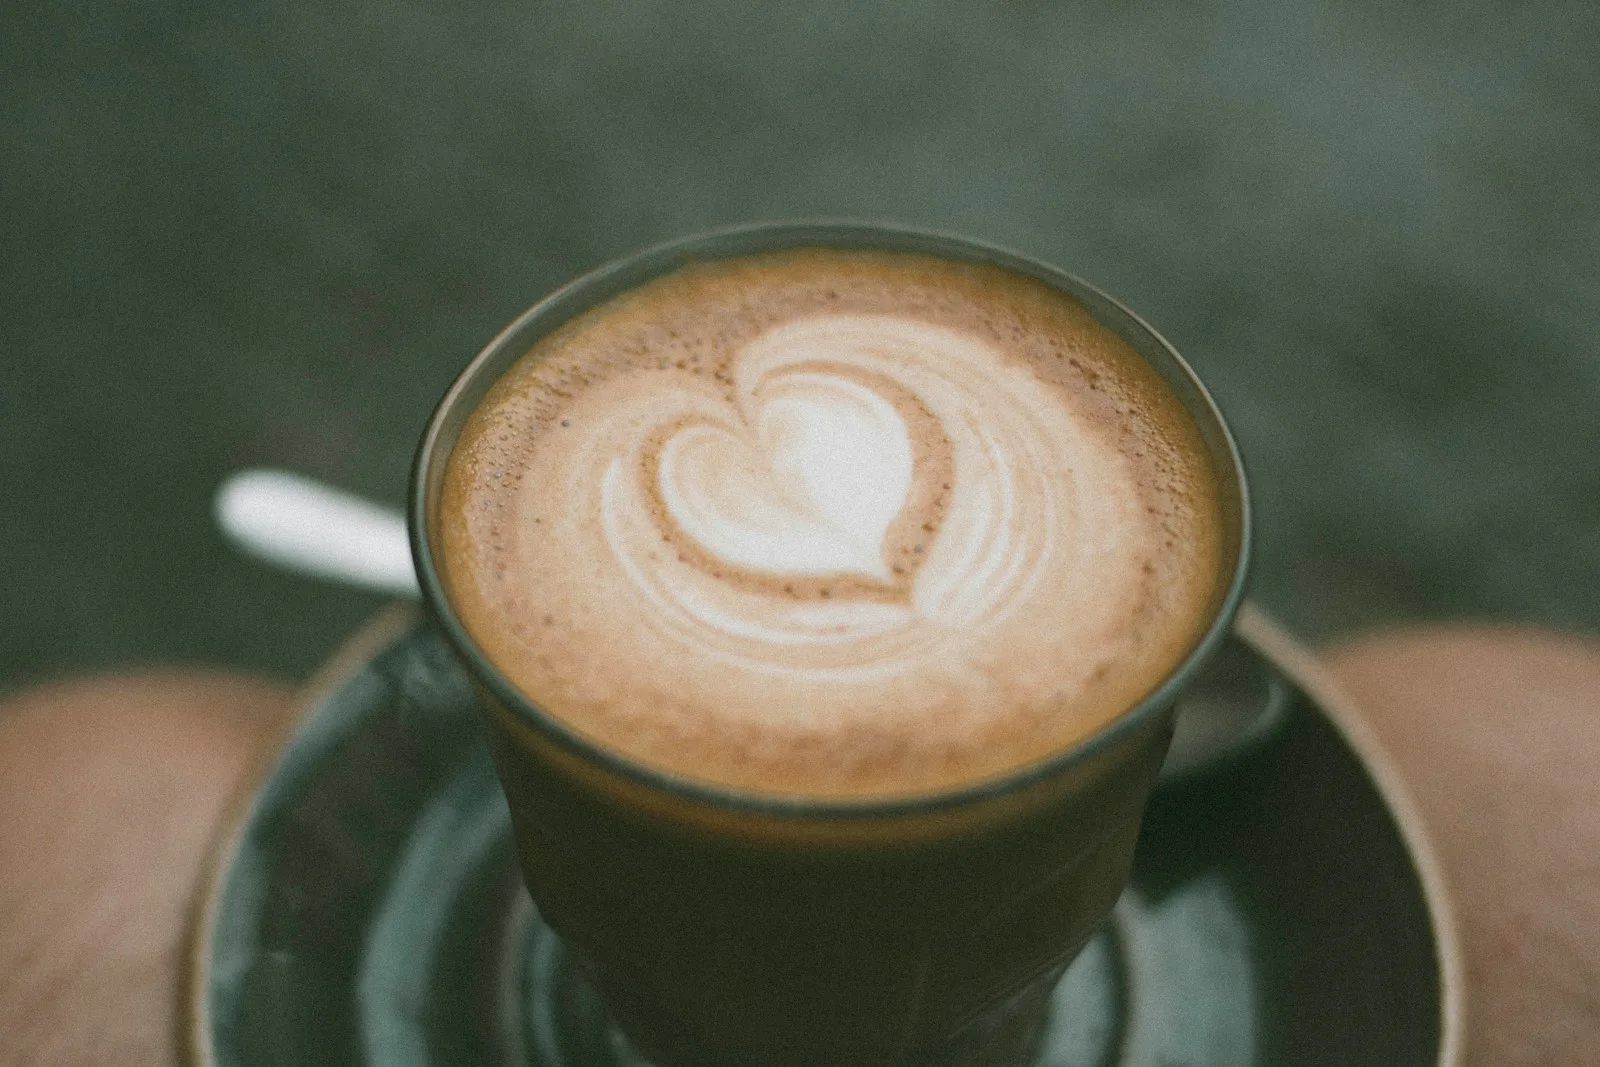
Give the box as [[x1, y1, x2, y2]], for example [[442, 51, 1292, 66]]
[[594, 314, 1082, 657], [655, 370, 914, 584], [441, 249, 1226, 799]]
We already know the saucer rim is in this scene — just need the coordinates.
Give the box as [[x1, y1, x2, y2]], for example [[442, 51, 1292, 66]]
[[184, 601, 1466, 1067], [1233, 604, 1465, 1067], [184, 602, 424, 1067]]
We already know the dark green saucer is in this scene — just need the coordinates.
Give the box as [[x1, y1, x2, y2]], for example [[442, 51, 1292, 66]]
[[190, 611, 1455, 1066]]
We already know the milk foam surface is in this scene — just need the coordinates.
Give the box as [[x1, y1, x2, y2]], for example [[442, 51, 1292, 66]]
[[440, 250, 1225, 799]]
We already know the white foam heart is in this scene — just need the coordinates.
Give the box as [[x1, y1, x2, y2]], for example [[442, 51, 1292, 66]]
[[657, 371, 912, 582]]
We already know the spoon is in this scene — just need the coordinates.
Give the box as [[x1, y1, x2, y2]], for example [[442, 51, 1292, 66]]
[[214, 469, 419, 598]]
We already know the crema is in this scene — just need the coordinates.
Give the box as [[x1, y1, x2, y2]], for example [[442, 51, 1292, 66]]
[[439, 249, 1224, 799]]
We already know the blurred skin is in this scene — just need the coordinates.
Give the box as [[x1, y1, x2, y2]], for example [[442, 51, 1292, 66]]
[[0, 672, 292, 1067], [0, 629, 1594, 1066], [1327, 627, 1600, 1067]]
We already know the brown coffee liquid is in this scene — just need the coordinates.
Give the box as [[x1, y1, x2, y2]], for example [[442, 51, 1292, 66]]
[[440, 248, 1224, 800]]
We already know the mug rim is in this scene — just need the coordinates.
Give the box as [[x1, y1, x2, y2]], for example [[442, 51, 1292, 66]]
[[409, 219, 1253, 817]]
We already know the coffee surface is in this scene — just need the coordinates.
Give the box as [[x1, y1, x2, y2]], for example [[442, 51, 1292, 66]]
[[440, 249, 1224, 799]]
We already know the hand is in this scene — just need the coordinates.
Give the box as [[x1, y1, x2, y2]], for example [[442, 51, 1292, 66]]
[[1328, 627, 1600, 1067], [0, 672, 292, 1067]]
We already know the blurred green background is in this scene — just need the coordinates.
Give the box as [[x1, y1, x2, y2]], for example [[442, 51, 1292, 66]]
[[3, 0, 1597, 689]]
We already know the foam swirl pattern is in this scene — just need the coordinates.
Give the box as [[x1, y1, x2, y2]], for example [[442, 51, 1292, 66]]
[[440, 251, 1223, 799]]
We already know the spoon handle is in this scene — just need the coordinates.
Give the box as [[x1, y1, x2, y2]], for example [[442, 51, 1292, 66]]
[[215, 470, 419, 598]]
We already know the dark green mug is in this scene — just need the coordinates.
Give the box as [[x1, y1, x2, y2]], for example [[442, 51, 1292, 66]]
[[410, 223, 1253, 1067]]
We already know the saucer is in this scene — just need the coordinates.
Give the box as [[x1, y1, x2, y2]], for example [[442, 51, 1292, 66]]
[[188, 607, 1462, 1066]]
